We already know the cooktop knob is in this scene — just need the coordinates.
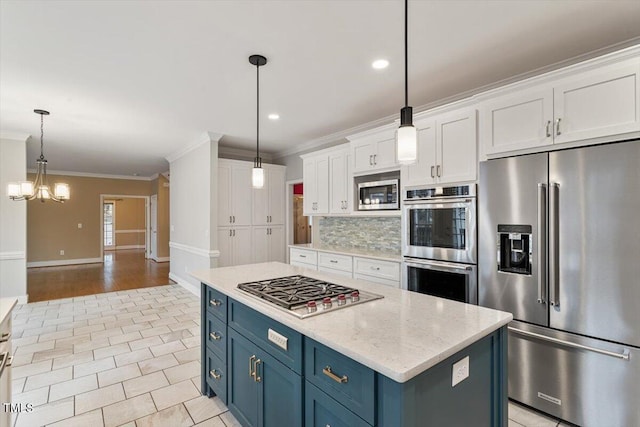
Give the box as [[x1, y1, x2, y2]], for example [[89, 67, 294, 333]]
[[307, 301, 317, 313], [351, 291, 360, 302], [337, 294, 346, 306], [322, 297, 332, 309]]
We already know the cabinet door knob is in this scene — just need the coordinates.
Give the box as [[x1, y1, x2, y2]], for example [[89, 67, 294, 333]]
[[209, 332, 222, 341], [555, 118, 562, 135], [373, 154, 377, 165], [369, 155, 373, 165], [249, 355, 256, 378], [209, 299, 222, 307], [545, 120, 552, 137], [229, 216, 232, 223], [323, 366, 348, 384], [430, 166, 435, 178], [436, 165, 441, 177], [254, 359, 262, 382], [209, 369, 222, 380]]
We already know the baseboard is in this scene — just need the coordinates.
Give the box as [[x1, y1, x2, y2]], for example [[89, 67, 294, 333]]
[[115, 245, 146, 250], [168, 272, 200, 297], [152, 256, 170, 263], [27, 257, 103, 268], [17, 295, 29, 304]]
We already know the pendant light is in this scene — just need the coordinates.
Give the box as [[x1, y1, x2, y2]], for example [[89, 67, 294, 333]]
[[7, 109, 70, 202], [249, 54, 267, 189], [397, 0, 417, 164]]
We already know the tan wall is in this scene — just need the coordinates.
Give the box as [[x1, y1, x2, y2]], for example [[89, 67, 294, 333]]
[[27, 174, 151, 262], [112, 198, 146, 248], [151, 175, 170, 259]]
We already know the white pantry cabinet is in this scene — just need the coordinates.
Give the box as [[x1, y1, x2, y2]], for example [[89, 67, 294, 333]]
[[481, 57, 640, 156], [252, 165, 286, 225], [217, 226, 252, 267], [402, 108, 477, 187], [349, 127, 399, 175], [252, 226, 284, 263], [218, 160, 253, 226]]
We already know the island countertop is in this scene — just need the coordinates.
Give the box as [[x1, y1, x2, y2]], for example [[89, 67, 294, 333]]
[[191, 262, 512, 383]]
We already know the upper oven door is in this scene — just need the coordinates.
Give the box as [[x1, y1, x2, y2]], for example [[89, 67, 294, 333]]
[[403, 198, 476, 264]]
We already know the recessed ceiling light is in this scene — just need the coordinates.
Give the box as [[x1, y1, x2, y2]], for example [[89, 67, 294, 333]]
[[268, 113, 280, 120], [372, 59, 389, 69]]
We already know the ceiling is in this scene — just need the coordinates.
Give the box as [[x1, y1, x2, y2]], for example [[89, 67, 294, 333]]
[[1, 1, 639, 177]]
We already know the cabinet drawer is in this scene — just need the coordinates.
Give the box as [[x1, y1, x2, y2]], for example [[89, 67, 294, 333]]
[[353, 273, 399, 288], [305, 381, 371, 427], [290, 248, 317, 266], [318, 252, 353, 272], [205, 349, 227, 404], [304, 338, 375, 425], [205, 312, 227, 360], [318, 266, 353, 279], [229, 299, 303, 374], [205, 285, 227, 322], [353, 257, 400, 282]]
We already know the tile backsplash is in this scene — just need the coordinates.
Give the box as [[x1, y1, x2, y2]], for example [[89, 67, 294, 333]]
[[318, 216, 401, 254]]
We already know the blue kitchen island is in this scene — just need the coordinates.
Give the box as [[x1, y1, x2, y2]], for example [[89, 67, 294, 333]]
[[192, 262, 512, 427]]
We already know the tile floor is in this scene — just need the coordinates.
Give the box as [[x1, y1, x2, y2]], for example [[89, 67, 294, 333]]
[[10, 284, 567, 427]]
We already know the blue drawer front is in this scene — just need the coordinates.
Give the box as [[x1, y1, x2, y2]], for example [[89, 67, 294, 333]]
[[228, 299, 303, 374], [205, 312, 226, 360], [304, 337, 375, 425], [206, 349, 227, 404], [206, 286, 227, 321], [305, 381, 371, 427]]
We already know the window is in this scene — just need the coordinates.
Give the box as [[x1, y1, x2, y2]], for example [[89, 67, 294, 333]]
[[104, 202, 115, 248]]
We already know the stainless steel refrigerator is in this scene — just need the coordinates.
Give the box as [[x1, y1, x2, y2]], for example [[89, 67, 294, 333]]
[[479, 140, 640, 426]]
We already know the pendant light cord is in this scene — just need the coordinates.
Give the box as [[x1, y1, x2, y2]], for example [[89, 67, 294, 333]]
[[404, 0, 408, 108], [256, 62, 260, 162]]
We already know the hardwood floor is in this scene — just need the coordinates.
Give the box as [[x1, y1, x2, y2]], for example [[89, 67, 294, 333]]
[[27, 249, 171, 302]]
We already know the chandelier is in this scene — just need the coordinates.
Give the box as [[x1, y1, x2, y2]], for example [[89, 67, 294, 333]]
[[7, 109, 70, 202]]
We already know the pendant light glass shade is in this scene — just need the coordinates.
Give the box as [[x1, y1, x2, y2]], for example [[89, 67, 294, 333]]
[[397, 124, 417, 164], [252, 166, 265, 188]]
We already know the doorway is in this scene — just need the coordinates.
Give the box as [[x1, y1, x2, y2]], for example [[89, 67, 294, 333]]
[[100, 195, 150, 259], [293, 183, 311, 244]]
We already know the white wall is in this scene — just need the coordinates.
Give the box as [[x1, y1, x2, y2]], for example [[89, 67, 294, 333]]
[[0, 136, 28, 303], [168, 133, 220, 296]]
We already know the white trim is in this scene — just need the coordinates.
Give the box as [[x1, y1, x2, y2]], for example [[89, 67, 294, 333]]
[[115, 245, 146, 250], [100, 194, 150, 260], [284, 179, 303, 264], [16, 295, 29, 305], [169, 241, 220, 259], [218, 145, 275, 162], [165, 131, 223, 163], [28, 169, 154, 181], [152, 256, 170, 263], [0, 251, 26, 260], [114, 229, 146, 234], [169, 272, 200, 297], [27, 257, 102, 268], [0, 132, 30, 142]]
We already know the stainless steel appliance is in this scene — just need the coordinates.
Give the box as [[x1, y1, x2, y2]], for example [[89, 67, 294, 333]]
[[402, 184, 476, 264], [479, 141, 640, 426], [237, 275, 383, 319], [402, 184, 478, 304], [357, 179, 399, 210]]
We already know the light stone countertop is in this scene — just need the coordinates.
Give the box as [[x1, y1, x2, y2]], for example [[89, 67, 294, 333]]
[[0, 298, 18, 326], [289, 243, 402, 262], [192, 262, 512, 383]]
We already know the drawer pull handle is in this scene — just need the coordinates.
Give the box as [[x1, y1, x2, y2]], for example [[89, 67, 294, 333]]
[[299, 255, 306, 258], [323, 366, 348, 384], [209, 332, 222, 341], [209, 299, 222, 307], [209, 369, 222, 380], [0, 332, 10, 343], [370, 266, 381, 271], [330, 260, 338, 263]]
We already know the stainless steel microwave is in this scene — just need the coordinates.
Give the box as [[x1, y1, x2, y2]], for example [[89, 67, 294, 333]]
[[357, 179, 399, 210]]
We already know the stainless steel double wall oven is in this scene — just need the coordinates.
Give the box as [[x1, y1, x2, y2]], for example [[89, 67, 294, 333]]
[[402, 184, 477, 304]]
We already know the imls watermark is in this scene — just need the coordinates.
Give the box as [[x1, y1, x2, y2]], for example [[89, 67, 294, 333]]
[[2, 403, 34, 413]]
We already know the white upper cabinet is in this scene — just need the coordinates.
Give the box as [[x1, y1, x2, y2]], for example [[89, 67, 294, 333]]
[[302, 153, 329, 215], [481, 56, 640, 156], [252, 165, 286, 226], [402, 108, 477, 186], [349, 127, 399, 174], [328, 148, 351, 214], [218, 159, 252, 226]]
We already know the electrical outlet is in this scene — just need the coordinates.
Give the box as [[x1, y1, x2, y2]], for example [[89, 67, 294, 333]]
[[77, 223, 83, 229], [59, 250, 65, 256], [452, 356, 469, 387], [267, 328, 288, 351]]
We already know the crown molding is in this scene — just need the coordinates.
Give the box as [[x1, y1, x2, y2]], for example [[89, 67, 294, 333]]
[[0, 132, 31, 142], [28, 169, 154, 181], [165, 131, 223, 163], [218, 145, 274, 162]]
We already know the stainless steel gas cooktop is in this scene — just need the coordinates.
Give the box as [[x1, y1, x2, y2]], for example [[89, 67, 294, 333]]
[[237, 275, 383, 318]]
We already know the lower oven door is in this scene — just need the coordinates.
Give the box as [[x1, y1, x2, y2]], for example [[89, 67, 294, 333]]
[[403, 258, 477, 304]]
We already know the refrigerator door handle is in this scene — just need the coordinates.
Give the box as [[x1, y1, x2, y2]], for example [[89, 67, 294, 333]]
[[537, 183, 547, 304], [549, 182, 560, 307], [508, 327, 630, 361]]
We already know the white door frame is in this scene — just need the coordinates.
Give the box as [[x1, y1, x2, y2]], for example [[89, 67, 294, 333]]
[[150, 194, 158, 261], [285, 179, 303, 264], [99, 194, 151, 260]]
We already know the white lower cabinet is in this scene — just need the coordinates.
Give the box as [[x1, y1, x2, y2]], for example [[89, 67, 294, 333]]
[[289, 247, 400, 287], [218, 227, 252, 267], [252, 226, 284, 263]]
